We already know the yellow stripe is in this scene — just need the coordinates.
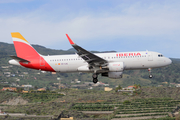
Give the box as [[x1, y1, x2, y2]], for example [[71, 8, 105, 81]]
[[11, 32, 29, 43]]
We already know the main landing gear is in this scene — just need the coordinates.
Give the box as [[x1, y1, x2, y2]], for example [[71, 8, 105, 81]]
[[92, 73, 98, 83], [148, 68, 153, 78]]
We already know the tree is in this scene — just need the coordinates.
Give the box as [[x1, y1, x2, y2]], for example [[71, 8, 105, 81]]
[[134, 84, 141, 89], [46, 86, 50, 91], [115, 85, 122, 92], [34, 86, 38, 90], [17, 88, 23, 93], [137, 84, 141, 89]]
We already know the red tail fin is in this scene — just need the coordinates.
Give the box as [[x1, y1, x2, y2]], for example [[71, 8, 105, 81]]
[[11, 32, 40, 60], [11, 32, 55, 72]]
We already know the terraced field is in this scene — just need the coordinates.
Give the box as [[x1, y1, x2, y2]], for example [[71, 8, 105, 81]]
[[72, 98, 178, 119]]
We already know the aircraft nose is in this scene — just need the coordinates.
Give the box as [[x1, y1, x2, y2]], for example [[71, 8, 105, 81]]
[[167, 58, 172, 65]]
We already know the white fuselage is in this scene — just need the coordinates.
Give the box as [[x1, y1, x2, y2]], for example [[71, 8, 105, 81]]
[[9, 32, 172, 82], [42, 51, 172, 73]]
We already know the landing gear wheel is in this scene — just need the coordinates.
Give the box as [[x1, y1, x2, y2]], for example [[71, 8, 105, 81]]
[[93, 78, 98, 83], [149, 74, 153, 78], [148, 68, 153, 78], [92, 73, 98, 84]]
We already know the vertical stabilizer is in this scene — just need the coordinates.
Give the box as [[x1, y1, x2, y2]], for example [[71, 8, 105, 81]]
[[11, 32, 40, 60]]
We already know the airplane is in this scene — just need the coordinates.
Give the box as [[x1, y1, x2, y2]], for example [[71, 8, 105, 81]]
[[9, 32, 172, 83]]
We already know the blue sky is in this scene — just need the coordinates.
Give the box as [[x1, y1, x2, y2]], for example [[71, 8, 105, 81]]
[[0, 0, 180, 58]]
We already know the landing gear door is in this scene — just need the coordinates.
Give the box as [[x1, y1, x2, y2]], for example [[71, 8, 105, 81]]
[[148, 52, 153, 61]]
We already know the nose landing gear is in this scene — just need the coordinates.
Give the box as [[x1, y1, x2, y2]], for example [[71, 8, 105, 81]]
[[149, 74, 153, 78], [92, 73, 98, 83], [148, 68, 153, 78]]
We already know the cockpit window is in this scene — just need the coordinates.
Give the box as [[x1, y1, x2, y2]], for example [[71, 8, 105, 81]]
[[158, 54, 163, 57]]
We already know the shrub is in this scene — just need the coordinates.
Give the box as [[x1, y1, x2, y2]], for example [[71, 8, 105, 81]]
[[123, 100, 131, 105]]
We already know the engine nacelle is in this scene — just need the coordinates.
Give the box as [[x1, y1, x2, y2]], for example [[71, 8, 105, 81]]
[[101, 72, 123, 79], [77, 65, 90, 72], [108, 62, 124, 72]]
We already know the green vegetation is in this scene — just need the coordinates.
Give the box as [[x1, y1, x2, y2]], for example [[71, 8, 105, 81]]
[[21, 92, 64, 103], [70, 97, 179, 119], [148, 117, 175, 120], [72, 103, 114, 111], [0, 87, 180, 119], [0, 91, 18, 103], [123, 100, 131, 105], [115, 85, 122, 92]]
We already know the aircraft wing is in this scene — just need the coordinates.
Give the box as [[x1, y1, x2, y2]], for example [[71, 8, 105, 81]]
[[66, 34, 108, 67]]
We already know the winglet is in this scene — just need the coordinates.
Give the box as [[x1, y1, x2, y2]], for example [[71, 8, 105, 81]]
[[66, 34, 75, 45]]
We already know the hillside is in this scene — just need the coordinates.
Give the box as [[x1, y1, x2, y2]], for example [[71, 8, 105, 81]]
[[0, 42, 180, 89], [1, 87, 180, 119]]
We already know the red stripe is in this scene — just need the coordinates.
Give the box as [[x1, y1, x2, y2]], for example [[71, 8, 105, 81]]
[[13, 41, 55, 72], [19, 56, 55, 72]]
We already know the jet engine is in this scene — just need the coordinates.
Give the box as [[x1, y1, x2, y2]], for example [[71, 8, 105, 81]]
[[101, 72, 123, 79], [108, 62, 124, 72]]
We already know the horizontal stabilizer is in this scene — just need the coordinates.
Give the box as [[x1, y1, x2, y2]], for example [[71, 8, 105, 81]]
[[10, 56, 30, 62]]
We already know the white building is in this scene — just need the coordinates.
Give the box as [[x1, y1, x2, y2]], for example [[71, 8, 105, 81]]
[[22, 85, 32, 87]]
